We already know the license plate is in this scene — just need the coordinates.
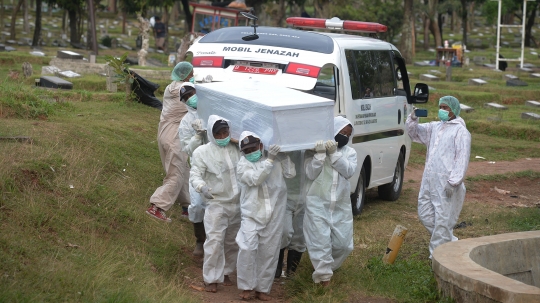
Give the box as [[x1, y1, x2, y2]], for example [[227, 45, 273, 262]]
[[233, 65, 279, 75]]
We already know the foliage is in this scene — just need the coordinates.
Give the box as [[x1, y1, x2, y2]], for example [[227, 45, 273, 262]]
[[101, 35, 113, 47], [104, 52, 134, 85]]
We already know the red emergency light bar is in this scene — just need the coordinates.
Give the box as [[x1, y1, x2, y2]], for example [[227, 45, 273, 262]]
[[286, 17, 387, 33]]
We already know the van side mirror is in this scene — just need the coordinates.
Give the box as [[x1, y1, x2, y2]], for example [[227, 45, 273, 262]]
[[412, 83, 429, 103]]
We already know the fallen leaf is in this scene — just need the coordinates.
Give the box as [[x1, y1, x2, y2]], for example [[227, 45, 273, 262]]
[[475, 156, 486, 159], [65, 243, 79, 248], [189, 284, 205, 292], [494, 186, 510, 194], [358, 244, 368, 249]]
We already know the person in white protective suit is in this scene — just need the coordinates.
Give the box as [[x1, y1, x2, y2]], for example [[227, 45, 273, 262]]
[[236, 132, 296, 301], [177, 82, 207, 257], [190, 115, 241, 293], [303, 116, 357, 286], [406, 95, 471, 258], [275, 150, 307, 278], [146, 62, 193, 222]]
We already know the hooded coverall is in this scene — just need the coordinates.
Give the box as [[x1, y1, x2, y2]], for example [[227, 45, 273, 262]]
[[190, 115, 241, 284], [149, 80, 190, 211], [406, 114, 471, 257], [303, 116, 357, 283], [236, 131, 296, 294]]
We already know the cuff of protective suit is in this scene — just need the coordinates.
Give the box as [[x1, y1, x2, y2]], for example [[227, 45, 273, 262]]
[[266, 158, 274, 164], [447, 181, 460, 187], [314, 153, 326, 161], [195, 183, 205, 193], [193, 134, 202, 141], [329, 152, 342, 163]]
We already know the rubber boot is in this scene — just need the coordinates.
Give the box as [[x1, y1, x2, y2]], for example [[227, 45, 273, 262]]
[[274, 248, 285, 278], [286, 250, 303, 277], [193, 222, 206, 257]]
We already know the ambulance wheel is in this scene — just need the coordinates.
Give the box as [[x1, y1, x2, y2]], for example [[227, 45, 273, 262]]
[[351, 165, 366, 216], [378, 153, 404, 201]]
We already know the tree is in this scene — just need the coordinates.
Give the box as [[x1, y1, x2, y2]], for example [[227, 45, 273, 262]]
[[9, 0, 24, 40], [523, 0, 539, 47], [400, 0, 415, 63], [47, 0, 85, 43], [32, 0, 42, 47]]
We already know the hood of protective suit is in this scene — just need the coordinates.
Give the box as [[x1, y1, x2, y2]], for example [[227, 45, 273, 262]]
[[334, 116, 354, 137], [238, 131, 261, 153], [448, 116, 466, 127], [207, 114, 229, 146], [166, 80, 184, 98]]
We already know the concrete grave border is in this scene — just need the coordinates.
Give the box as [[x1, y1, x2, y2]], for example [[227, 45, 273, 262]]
[[433, 231, 540, 303]]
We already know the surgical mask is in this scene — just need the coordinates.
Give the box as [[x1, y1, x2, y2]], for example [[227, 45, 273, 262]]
[[438, 109, 450, 121], [335, 133, 349, 148], [245, 150, 262, 162], [189, 77, 195, 84], [215, 136, 230, 147], [186, 94, 198, 109]]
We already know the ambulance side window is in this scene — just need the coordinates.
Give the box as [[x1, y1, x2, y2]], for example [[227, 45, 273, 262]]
[[345, 50, 396, 99], [392, 51, 406, 94]]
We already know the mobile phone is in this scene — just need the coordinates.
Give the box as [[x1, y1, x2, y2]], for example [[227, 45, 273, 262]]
[[415, 109, 428, 117]]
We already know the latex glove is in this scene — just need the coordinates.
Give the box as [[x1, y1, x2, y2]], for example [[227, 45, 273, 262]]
[[315, 140, 326, 154], [191, 119, 205, 136], [411, 106, 418, 120], [325, 140, 337, 155], [268, 144, 280, 161], [201, 185, 214, 200], [444, 182, 455, 198]]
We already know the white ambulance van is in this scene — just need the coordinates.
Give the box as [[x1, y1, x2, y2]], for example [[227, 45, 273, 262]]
[[186, 17, 429, 215]]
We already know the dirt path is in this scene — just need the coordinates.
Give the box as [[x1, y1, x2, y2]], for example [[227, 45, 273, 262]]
[[403, 157, 540, 189]]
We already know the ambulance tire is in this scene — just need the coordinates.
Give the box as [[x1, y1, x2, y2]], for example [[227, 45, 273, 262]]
[[378, 152, 404, 201], [351, 165, 366, 216]]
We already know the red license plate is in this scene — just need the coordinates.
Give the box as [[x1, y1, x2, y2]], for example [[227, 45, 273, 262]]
[[233, 65, 279, 75]]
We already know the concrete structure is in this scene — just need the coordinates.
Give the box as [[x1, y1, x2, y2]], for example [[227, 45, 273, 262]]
[[503, 74, 518, 81], [521, 112, 540, 120], [460, 104, 475, 113], [433, 231, 540, 303], [485, 102, 508, 110], [525, 100, 540, 108], [420, 74, 439, 81], [469, 78, 488, 86]]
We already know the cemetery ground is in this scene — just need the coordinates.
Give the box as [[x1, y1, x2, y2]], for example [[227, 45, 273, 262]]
[[1, 28, 540, 303]]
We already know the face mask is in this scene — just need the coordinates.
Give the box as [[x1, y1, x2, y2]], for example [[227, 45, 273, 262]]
[[186, 94, 198, 109], [245, 150, 262, 162], [189, 77, 195, 84], [215, 136, 230, 147], [335, 133, 349, 148], [438, 109, 450, 121]]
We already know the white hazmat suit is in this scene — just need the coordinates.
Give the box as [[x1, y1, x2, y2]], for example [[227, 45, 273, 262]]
[[304, 116, 357, 283], [406, 112, 471, 257], [149, 80, 190, 211], [190, 115, 241, 284], [236, 131, 296, 293], [178, 94, 206, 223]]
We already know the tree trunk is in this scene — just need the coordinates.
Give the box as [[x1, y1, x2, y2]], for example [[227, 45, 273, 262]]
[[524, 1, 538, 47], [23, 0, 29, 33], [122, 10, 126, 35], [467, 2, 474, 32], [171, 1, 179, 23], [62, 9, 66, 35], [109, 0, 116, 13], [460, 0, 468, 47], [9, 0, 24, 40], [399, 0, 415, 63], [0, 0, 3, 37], [163, 6, 170, 52], [451, 9, 455, 32], [68, 9, 78, 43], [438, 12, 443, 44], [276, 0, 285, 27], [423, 14, 430, 50], [427, 0, 441, 48], [31, 0, 42, 47], [180, 0, 192, 33]]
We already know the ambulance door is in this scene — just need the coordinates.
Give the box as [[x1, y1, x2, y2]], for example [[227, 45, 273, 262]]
[[345, 49, 401, 186]]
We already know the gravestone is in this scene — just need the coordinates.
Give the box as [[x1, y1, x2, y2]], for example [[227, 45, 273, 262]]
[[521, 112, 540, 120], [531, 73, 540, 78], [57, 50, 83, 60], [414, 61, 430, 67], [420, 74, 439, 81], [460, 104, 475, 113], [473, 56, 487, 65], [22, 62, 32, 78], [121, 44, 133, 50], [469, 78, 487, 86], [39, 76, 73, 89], [428, 69, 442, 74], [506, 79, 527, 86], [104, 65, 117, 93], [0, 44, 5, 51], [484, 102, 508, 110], [519, 67, 533, 73], [525, 101, 540, 108], [111, 38, 118, 49], [484, 64, 497, 69], [503, 74, 518, 81]]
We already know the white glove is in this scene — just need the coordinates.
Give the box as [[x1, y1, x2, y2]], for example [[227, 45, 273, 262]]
[[201, 185, 214, 200], [202, 75, 213, 83], [444, 182, 455, 198], [191, 119, 205, 136], [268, 144, 280, 161], [411, 106, 418, 120], [315, 140, 326, 154], [325, 140, 337, 154]]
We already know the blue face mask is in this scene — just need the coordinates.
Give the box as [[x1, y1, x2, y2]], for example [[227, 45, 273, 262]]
[[186, 95, 198, 109], [215, 136, 230, 147], [245, 150, 262, 162], [189, 77, 195, 84], [438, 109, 450, 121]]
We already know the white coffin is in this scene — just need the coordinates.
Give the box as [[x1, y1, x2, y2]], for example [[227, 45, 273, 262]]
[[196, 81, 334, 152]]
